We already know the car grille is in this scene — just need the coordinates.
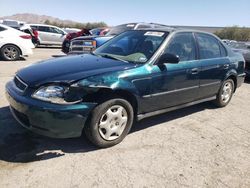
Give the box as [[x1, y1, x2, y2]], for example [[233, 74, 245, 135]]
[[70, 40, 96, 53], [71, 40, 84, 46], [14, 76, 28, 91]]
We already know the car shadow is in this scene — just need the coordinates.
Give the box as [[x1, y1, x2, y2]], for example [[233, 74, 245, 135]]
[[0, 102, 216, 163], [0, 57, 26, 62], [244, 77, 250, 83], [36, 46, 61, 49], [51, 55, 67, 58]]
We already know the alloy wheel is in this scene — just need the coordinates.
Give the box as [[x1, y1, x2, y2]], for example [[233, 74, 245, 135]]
[[221, 81, 233, 103], [3, 46, 19, 60]]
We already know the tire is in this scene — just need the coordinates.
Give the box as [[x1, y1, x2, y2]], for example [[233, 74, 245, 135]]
[[84, 98, 134, 148], [0, 44, 21, 61], [214, 79, 234, 107]]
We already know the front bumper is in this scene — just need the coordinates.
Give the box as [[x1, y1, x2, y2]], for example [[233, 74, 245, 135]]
[[5, 80, 97, 138]]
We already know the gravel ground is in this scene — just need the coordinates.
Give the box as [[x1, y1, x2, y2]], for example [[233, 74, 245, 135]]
[[0, 48, 250, 188]]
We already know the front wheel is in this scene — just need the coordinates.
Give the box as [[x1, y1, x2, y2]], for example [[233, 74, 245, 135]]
[[214, 79, 234, 107], [84, 98, 134, 148]]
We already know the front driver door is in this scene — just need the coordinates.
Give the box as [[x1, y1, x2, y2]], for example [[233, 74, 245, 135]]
[[143, 32, 201, 112]]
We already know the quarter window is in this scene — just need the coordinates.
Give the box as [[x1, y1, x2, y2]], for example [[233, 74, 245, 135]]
[[196, 33, 221, 59], [219, 43, 227, 57], [165, 32, 196, 61]]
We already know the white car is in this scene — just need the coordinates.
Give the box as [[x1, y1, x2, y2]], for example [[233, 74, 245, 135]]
[[0, 24, 34, 61], [28, 24, 67, 45]]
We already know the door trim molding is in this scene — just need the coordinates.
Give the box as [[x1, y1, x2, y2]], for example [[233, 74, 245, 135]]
[[137, 96, 216, 121], [142, 85, 199, 98]]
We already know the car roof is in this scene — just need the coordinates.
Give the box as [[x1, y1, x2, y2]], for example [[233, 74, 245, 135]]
[[137, 27, 175, 32], [138, 27, 220, 37], [27, 23, 62, 28]]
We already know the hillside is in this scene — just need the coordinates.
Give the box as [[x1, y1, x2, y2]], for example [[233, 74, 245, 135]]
[[0, 13, 82, 25]]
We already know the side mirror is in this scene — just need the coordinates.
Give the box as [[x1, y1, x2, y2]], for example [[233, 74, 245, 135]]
[[157, 53, 180, 65]]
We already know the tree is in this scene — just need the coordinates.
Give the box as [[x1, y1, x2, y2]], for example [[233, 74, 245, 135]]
[[44, 19, 51, 25]]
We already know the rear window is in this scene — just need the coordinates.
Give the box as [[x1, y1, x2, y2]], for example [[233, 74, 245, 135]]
[[0, 26, 7, 32], [106, 24, 136, 36]]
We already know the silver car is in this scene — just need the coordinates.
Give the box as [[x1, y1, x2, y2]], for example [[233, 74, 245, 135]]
[[28, 24, 67, 45]]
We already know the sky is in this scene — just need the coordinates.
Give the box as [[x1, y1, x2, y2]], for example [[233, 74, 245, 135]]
[[0, 0, 249, 27]]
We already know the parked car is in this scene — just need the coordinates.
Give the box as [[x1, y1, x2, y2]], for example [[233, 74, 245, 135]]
[[62, 29, 91, 54], [6, 28, 245, 147], [0, 24, 34, 61], [27, 24, 67, 46], [19, 25, 39, 47], [1, 19, 26, 29], [69, 23, 167, 54], [228, 41, 250, 77]]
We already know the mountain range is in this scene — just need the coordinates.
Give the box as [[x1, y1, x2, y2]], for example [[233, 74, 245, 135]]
[[0, 13, 83, 25]]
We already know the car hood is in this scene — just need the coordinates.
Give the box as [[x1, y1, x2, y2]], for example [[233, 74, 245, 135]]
[[17, 54, 137, 87]]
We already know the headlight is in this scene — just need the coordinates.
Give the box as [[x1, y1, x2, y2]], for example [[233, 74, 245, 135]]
[[32, 85, 82, 104]]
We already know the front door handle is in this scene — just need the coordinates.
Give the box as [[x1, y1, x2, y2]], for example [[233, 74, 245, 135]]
[[190, 68, 199, 74]]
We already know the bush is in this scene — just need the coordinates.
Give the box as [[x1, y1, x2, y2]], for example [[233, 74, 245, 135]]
[[214, 26, 250, 41], [43, 19, 107, 30]]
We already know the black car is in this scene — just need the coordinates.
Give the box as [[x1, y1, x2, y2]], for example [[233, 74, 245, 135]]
[[228, 41, 250, 77]]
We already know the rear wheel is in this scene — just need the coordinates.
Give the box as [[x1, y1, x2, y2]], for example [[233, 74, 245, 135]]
[[214, 79, 234, 107], [84, 98, 134, 148], [0, 44, 21, 61]]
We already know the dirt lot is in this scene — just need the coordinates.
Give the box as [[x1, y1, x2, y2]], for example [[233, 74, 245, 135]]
[[0, 48, 250, 188]]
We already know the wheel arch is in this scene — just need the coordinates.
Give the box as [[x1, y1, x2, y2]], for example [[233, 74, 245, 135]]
[[1, 43, 23, 55], [224, 70, 237, 92], [83, 87, 139, 115]]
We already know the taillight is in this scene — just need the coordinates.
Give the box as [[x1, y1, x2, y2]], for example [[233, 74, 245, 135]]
[[92, 41, 97, 47], [20, 35, 32, 39]]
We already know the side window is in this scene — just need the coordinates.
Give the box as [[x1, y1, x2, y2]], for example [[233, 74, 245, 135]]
[[38, 26, 50, 32], [30, 25, 38, 30], [165, 32, 196, 62], [0, 26, 6, 32], [196, 33, 221, 59], [49, 27, 63, 34]]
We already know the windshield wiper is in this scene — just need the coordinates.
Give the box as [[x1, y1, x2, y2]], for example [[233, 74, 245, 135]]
[[99, 54, 129, 63]]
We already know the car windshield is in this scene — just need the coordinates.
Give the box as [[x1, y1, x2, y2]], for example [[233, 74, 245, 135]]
[[94, 30, 168, 63], [106, 24, 136, 36]]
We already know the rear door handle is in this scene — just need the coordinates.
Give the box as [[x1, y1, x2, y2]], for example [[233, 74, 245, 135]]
[[190, 68, 199, 74]]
